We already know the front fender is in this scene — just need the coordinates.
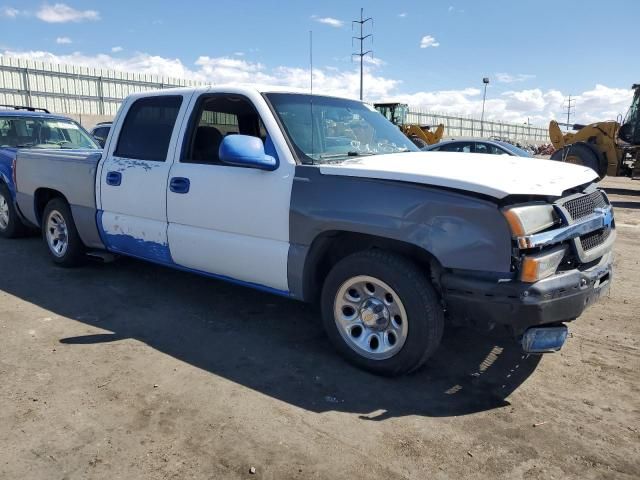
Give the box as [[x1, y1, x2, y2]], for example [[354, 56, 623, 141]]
[[288, 166, 512, 298]]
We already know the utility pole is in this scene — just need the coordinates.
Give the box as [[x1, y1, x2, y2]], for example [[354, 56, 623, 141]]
[[480, 77, 490, 137], [564, 95, 575, 131], [352, 8, 373, 101]]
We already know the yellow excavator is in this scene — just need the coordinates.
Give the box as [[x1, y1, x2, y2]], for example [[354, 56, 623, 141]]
[[549, 84, 640, 178], [374, 102, 444, 148]]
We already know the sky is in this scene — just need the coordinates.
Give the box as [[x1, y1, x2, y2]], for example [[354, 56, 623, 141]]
[[0, 0, 638, 126]]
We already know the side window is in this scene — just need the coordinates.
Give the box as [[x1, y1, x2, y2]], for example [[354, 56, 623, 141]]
[[183, 95, 268, 165], [475, 142, 502, 155], [93, 126, 109, 138], [440, 142, 472, 153], [115, 96, 182, 161], [474, 142, 488, 154]]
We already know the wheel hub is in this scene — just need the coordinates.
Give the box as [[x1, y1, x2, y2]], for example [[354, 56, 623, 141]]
[[0, 194, 9, 230], [359, 297, 390, 330], [333, 275, 408, 360]]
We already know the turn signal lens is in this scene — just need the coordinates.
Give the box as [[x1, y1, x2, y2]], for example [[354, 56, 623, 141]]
[[520, 246, 566, 283], [503, 205, 558, 237]]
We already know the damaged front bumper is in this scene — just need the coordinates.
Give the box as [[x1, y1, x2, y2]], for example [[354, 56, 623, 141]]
[[441, 251, 613, 336]]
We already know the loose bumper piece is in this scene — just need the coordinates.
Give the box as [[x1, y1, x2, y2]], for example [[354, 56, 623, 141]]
[[521, 325, 568, 353]]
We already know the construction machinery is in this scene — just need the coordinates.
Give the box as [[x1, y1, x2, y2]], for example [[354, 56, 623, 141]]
[[374, 102, 444, 148], [549, 84, 640, 178]]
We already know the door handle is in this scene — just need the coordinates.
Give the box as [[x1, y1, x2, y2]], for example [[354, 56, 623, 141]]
[[106, 171, 122, 186], [169, 177, 190, 194]]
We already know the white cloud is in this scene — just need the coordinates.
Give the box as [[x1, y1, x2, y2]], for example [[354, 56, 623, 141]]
[[111, 46, 123, 53], [420, 35, 440, 49], [495, 72, 536, 83], [363, 56, 385, 67], [0, 49, 631, 125], [36, 3, 99, 23], [398, 12, 407, 17], [1, 6, 21, 17], [448, 6, 454, 12], [313, 16, 344, 28], [233, 51, 244, 56], [55, 36, 72, 44]]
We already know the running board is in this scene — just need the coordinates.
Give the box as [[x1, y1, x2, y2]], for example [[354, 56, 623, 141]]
[[86, 251, 117, 263]]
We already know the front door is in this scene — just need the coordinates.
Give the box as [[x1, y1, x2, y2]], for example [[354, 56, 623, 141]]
[[166, 92, 294, 293], [98, 93, 190, 264]]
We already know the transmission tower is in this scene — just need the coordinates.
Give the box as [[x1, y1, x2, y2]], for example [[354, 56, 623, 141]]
[[564, 95, 576, 131], [352, 8, 373, 101]]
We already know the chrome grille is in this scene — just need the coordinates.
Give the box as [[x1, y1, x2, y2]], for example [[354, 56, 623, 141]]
[[580, 228, 611, 251], [563, 190, 608, 221]]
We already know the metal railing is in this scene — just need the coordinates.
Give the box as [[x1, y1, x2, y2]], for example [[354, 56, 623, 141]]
[[407, 109, 549, 143]]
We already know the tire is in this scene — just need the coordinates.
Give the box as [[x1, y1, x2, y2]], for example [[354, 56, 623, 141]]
[[0, 183, 28, 238], [321, 250, 444, 376], [42, 198, 85, 267], [410, 136, 429, 149], [550, 142, 606, 178]]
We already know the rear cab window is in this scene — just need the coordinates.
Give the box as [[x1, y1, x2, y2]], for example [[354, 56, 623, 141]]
[[115, 96, 182, 161]]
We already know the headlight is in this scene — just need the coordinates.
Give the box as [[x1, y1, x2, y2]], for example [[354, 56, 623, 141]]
[[520, 246, 566, 282], [503, 204, 559, 237]]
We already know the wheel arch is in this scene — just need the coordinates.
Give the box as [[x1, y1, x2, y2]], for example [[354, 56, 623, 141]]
[[297, 229, 443, 303], [33, 188, 70, 226]]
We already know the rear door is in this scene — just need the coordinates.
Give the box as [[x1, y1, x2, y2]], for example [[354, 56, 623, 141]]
[[97, 92, 192, 263]]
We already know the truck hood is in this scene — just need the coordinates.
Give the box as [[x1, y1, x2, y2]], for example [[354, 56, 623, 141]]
[[317, 151, 598, 199]]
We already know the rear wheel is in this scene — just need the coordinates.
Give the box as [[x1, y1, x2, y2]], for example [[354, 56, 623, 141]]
[[42, 198, 85, 267], [551, 142, 605, 178], [0, 183, 27, 238], [321, 250, 444, 376]]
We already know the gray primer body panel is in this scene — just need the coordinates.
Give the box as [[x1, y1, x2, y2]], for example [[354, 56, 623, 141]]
[[15, 149, 104, 249], [287, 165, 512, 301]]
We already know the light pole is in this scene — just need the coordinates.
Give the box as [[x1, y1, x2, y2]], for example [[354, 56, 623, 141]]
[[480, 77, 489, 137]]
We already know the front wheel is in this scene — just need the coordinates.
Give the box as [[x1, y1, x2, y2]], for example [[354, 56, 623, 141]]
[[321, 250, 444, 376], [42, 198, 85, 267]]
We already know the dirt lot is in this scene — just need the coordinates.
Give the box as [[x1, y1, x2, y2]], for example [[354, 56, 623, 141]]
[[1, 178, 639, 480]]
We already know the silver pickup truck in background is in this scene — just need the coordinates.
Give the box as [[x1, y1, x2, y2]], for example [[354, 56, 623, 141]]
[[13, 86, 615, 376]]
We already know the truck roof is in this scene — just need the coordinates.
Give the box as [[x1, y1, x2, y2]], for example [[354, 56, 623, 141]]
[[124, 85, 360, 102]]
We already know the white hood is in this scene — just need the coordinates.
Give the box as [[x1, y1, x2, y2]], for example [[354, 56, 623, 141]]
[[318, 151, 598, 199]]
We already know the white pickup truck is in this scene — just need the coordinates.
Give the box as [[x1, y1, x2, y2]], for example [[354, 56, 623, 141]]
[[13, 87, 615, 376]]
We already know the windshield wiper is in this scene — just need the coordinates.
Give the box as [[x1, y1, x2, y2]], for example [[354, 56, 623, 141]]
[[318, 151, 376, 159]]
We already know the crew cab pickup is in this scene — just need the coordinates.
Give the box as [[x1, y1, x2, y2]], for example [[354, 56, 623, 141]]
[[13, 87, 615, 375]]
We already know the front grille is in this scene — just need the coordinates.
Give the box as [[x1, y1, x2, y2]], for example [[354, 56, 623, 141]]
[[563, 190, 608, 221], [580, 228, 611, 251]]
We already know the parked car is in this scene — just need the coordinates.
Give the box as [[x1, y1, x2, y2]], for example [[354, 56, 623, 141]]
[[12, 87, 614, 376], [90, 121, 112, 148], [425, 138, 533, 157], [0, 105, 100, 237]]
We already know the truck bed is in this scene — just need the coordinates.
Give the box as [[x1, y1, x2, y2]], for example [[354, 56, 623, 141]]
[[15, 149, 105, 249]]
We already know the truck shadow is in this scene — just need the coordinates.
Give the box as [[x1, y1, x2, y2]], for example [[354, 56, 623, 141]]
[[0, 237, 541, 420]]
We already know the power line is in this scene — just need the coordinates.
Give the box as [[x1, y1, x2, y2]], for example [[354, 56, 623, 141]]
[[352, 8, 373, 101]]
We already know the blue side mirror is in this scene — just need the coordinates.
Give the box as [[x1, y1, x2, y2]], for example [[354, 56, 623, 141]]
[[219, 134, 277, 171]]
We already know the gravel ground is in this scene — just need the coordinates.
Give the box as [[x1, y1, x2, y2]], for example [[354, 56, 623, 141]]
[[0, 177, 638, 480]]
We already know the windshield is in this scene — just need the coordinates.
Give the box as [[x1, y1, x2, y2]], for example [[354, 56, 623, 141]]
[[498, 141, 532, 157], [0, 116, 99, 149], [265, 93, 419, 164]]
